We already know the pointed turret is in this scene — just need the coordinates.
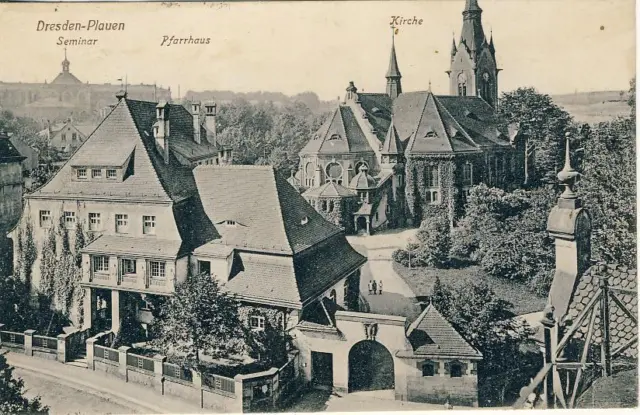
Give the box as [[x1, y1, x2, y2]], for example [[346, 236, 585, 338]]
[[62, 47, 70, 73], [489, 30, 496, 55], [450, 37, 458, 62], [385, 30, 402, 100], [460, 0, 486, 54], [465, 0, 482, 12], [381, 119, 403, 156]]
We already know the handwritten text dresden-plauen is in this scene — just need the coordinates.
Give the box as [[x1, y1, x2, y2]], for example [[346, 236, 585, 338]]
[[389, 16, 424, 26], [160, 35, 211, 47], [36, 20, 126, 31]]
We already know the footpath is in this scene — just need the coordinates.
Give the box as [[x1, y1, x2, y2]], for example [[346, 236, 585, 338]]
[[4, 349, 207, 414]]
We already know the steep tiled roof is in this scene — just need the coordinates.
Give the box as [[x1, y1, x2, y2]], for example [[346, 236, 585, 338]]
[[300, 106, 374, 156], [565, 264, 638, 358], [225, 235, 366, 309], [357, 93, 392, 143], [302, 182, 357, 199], [193, 165, 342, 255], [406, 304, 482, 359], [81, 234, 182, 259], [0, 134, 26, 164], [391, 92, 509, 155], [29, 98, 200, 203]]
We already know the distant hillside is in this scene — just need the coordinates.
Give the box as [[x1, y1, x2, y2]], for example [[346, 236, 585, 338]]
[[182, 90, 335, 114], [552, 90, 631, 124]]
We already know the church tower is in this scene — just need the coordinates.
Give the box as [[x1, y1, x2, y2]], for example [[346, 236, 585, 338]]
[[62, 47, 70, 73], [448, 0, 500, 108], [385, 31, 402, 100]]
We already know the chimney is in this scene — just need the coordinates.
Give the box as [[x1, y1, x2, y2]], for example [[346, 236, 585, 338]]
[[204, 101, 217, 146], [192, 101, 201, 144], [154, 101, 171, 164], [546, 136, 591, 320]]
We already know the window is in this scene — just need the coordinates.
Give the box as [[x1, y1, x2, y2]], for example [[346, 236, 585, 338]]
[[329, 134, 341, 140], [88, 213, 101, 231], [121, 259, 136, 275], [457, 73, 468, 97], [72, 133, 78, 141], [425, 166, 440, 205], [422, 362, 435, 377], [106, 169, 117, 179], [328, 200, 334, 213], [326, 162, 343, 181], [92, 256, 109, 273], [462, 163, 473, 187], [150, 261, 165, 278], [329, 289, 337, 303], [143, 216, 156, 235], [115, 214, 128, 233], [450, 362, 463, 378], [198, 260, 211, 276], [375, 212, 379, 222], [39, 210, 52, 228], [61, 133, 67, 141], [64, 211, 76, 228], [77, 168, 87, 179], [321, 201, 327, 211], [343, 280, 349, 303], [249, 315, 265, 331], [92, 169, 102, 179]]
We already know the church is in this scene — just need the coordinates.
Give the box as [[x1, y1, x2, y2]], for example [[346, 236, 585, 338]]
[[0, 49, 171, 124], [289, 0, 526, 234]]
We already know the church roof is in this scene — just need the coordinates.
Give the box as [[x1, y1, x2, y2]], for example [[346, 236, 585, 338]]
[[302, 181, 356, 199], [193, 165, 342, 255], [29, 97, 202, 203], [300, 105, 374, 156], [394, 92, 509, 154], [565, 264, 638, 359], [51, 71, 83, 85], [406, 303, 482, 359], [460, 0, 487, 54]]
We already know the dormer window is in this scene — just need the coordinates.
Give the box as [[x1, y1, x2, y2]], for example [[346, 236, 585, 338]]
[[77, 168, 87, 179], [371, 107, 382, 115], [106, 169, 117, 179], [156, 107, 165, 119], [424, 126, 437, 138], [464, 110, 478, 120], [300, 216, 309, 225], [329, 134, 341, 140], [92, 169, 102, 179], [225, 220, 236, 226]]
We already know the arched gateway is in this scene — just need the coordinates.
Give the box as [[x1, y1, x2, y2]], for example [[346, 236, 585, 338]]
[[348, 340, 394, 392]]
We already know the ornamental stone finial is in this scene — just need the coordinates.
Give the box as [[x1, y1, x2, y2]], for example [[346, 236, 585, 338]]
[[557, 134, 580, 200]]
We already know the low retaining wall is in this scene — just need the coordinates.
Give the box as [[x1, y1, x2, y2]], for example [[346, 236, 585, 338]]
[[0, 324, 93, 363]]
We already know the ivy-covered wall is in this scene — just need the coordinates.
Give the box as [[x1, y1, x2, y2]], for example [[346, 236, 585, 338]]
[[306, 196, 358, 234]]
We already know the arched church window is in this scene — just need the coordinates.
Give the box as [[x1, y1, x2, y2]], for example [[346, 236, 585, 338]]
[[457, 73, 468, 97], [329, 289, 337, 303], [326, 162, 343, 181], [305, 162, 315, 187]]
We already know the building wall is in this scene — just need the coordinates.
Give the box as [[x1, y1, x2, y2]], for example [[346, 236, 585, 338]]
[[402, 358, 479, 406], [49, 123, 89, 152], [12, 197, 179, 290], [0, 162, 23, 233], [299, 154, 377, 188], [305, 196, 358, 234], [188, 253, 233, 283]]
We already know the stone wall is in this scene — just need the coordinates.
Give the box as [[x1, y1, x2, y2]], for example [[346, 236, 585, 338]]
[[401, 358, 479, 406]]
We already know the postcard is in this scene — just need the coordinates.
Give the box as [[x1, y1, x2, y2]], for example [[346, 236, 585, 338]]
[[0, 0, 636, 413]]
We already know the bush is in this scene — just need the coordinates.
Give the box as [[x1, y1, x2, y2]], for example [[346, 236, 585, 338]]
[[393, 216, 451, 268]]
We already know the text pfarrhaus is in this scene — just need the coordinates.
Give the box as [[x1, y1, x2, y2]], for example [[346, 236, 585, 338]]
[[36, 20, 125, 31]]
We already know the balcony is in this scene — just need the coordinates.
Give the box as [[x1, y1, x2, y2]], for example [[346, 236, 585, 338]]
[[82, 253, 176, 295]]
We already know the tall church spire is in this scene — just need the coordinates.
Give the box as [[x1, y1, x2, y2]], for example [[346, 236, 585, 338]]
[[385, 29, 402, 100]]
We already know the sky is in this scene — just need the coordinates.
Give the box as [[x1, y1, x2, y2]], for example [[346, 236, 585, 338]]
[[0, 0, 635, 100]]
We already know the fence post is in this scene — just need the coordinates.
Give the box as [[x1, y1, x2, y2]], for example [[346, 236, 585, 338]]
[[23, 330, 35, 356], [0, 323, 4, 348], [86, 337, 96, 370], [56, 333, 70, 363], [234, 374, 245, 413], [153, 354, 166, 394], [118, 346, 130, 381], [191, 369, 203, 408]]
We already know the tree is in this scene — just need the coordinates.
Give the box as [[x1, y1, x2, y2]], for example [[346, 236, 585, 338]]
[[451, 184, 556, 294], [498, 88, 578, 185], [431, 279, 538, 406], [392, 215, 451, 268], [245, 319, 291, 367], [39, 227, 57, 298], [578, 78, 636, 268], [151, 273, 247, 367], [0, 353, 48, 414]]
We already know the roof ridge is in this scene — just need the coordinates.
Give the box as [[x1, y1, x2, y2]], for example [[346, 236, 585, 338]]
[[404, 93, 430, 155], [271, 167, 295, 255], [29, 98, 124, 198], [337, 106, 350, 153], [423, 303, 482, 357]]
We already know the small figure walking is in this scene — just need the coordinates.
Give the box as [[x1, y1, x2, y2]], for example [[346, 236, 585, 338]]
[[367, 280, 373, 295], [444, 399, 453, 410], [378, 280, 383, 295], [371, 280, 377, 295]]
